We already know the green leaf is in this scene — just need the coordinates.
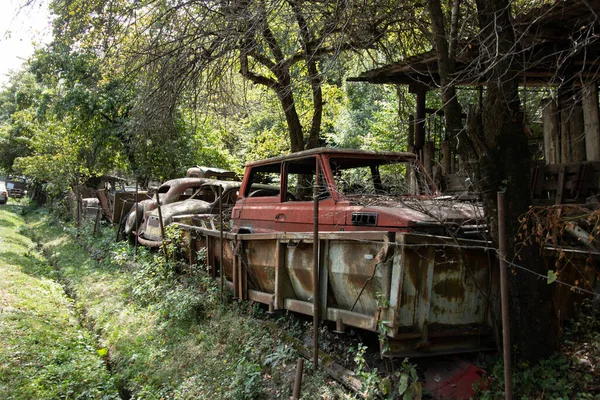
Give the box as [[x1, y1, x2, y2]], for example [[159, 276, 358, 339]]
[[403, 385, 414, 400], [96, 347, 108, 357], [398, 373, 409, 395], [378, 377, 391, 395], [547, 270, 558, 285]]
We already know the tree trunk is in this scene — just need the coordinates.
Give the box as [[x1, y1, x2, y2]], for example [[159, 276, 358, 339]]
[[427, 0, 463, 143], [276, 83, 305, 153], [474, 0, 557, 361]]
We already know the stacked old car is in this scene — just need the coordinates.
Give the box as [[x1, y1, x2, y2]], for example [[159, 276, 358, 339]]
[[85, 149, 496, 358]]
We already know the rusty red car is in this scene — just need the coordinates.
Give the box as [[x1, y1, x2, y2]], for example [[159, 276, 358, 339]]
[[231, 148, 484, 237]]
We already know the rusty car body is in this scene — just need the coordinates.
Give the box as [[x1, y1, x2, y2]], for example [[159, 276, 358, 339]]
[[231, 148, 484, 236], [124, 177, 210, 239], [0, 182, 7, 204], [178, 226, 497, 357], [6, 176, 26, 198], [170, 148, 496, 357], [186, 165, 238, 180]]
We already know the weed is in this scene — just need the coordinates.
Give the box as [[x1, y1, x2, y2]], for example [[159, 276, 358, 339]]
[[476, 301, 600, 399]]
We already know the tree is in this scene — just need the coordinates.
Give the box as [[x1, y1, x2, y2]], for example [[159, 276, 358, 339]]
[[423, 0, 576, 360], [0, 71, 42, 174], [50, 0, 413, 153]]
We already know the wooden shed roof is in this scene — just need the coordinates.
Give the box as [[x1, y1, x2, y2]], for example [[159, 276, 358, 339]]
[[348, 0, 600, 87]]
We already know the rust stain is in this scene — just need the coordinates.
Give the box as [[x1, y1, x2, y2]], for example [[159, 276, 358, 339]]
[[433, 277, 466, 302]]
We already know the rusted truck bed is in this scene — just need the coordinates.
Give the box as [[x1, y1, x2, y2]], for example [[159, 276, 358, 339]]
[[178, 221, 498, 357]]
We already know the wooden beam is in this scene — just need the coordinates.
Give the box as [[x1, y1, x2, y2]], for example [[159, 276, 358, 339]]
[[570, 102, 586, 162], [541, 98, 559, 164], [583, 82, 600, 161]]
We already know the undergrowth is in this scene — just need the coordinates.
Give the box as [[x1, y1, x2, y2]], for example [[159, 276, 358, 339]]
[[476, 301, 600, 399], [21, 206, 352, 399]]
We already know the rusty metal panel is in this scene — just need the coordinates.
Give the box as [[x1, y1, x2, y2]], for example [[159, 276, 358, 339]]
[[244, 240, 278, 293], [326, 308, 376, 332], [284, 241, 316, 302], [393, 234, 497, 334], [326, 240, 392, 315], [428, 247, 492, 326], [396, 247, 421, 329]]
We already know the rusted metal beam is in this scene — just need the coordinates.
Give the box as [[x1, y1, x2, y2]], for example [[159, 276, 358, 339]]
[[313, 160, 320, 372], [293, 358, 304, 399], [497, 192, 513, 400]]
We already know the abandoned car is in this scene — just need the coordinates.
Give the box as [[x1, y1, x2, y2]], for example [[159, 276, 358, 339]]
[[186, 165, 238, 180], [137, 180, 280, 247], [231, 148, 484, 237], [123, 177, 210, 239], [0, 182, 7, 204], [6, 176, 26, 198]]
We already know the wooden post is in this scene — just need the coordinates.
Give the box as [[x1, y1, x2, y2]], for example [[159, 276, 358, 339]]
[[410, 85, 427, 155], [156, 192, 169, 260], [441, 139, 451, 175], [313, 161, 320, 372], [423, 141, 434, 176], [293, 358, 304, 399], [497, 192, 513, 400], [219, 185, 224, 302], [541, 98, 559, 164], [134, 180, 139, 257], [93, 207, 100, 236], [408, 114, 415, 149], [570, 101, 586, 162], [406, 144, 415, 194], [583, 82, 600, 161], [559, 92, 572, 163]]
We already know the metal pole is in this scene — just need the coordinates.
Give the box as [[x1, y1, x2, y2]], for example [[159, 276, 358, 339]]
[[156, 191, 169, 260], [293, 358, 304, 399], [497, 191, 513, 400], [313, 162, 320, 372], [115, 201, 125, 243], [219, 185, 224, 302]]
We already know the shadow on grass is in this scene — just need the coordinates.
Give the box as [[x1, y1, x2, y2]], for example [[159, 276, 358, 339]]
[[0, 217, 16, 228], [0, 250, 56, 280], [0, 203, 25, 216]]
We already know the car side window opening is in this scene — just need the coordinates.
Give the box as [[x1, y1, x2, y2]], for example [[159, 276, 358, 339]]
[[244, 164, 281, 197], [191, 187, 217, 202], [284, 158, 330, 202]]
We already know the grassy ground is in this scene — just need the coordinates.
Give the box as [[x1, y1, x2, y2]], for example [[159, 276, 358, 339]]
[[2, 198, 598, 399], [0, 201, 119, 399], [3, 201, 351, 399]]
